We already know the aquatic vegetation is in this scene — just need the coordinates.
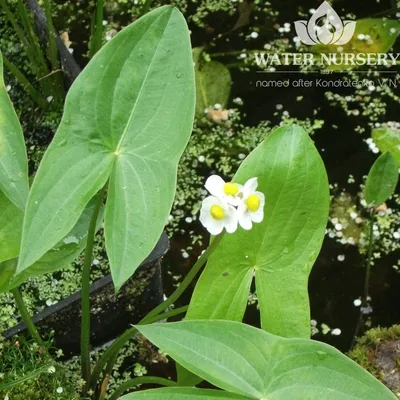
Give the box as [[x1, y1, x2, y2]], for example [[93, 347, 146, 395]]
[[1, 0, 400, 399]]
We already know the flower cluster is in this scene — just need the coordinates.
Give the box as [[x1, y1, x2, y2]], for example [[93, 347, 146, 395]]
[[199, 175, 265, 235]]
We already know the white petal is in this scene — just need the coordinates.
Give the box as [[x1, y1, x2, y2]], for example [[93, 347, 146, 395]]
[[205, 175, 225, 198], [202, 195, 220, 208], [237, 201, 247, 214], [200, 196, 221, 231], [239, 213, 252, 230], [224, 205, 238, 233], [207, 219, 224, 235], [255, 191, 265, 207], [225, 192, 243, 207], [251, 208, 264, 223], [237, 205, 253, 230], [199, 206, 213, 227], [243, 177, 258, 196]]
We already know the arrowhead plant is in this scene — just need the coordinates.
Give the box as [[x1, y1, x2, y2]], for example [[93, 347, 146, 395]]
[[0, 5, 396, 400], [17, 6, 195, 292]]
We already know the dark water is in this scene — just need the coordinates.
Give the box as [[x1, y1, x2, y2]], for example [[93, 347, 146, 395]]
[[162, 0, 400, 355]]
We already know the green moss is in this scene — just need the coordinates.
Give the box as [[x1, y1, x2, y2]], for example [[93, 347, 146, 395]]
[[63, 331, 168, 398], [349, 325, 400, 397], [0, 336, 79, 399]]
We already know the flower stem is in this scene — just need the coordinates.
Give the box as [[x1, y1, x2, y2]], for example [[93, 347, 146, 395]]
[[11, 287, 44, 348], [141, 233, 224, 324], [109, 377, 177, 400], [90, 233, 224, 391], [91, 306, 188, 394], [350, 211, 375, 349], [142, 305, 188, 325], [81, 187, 106, 395]]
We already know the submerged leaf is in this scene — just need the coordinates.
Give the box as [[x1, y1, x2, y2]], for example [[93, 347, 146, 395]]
[[364, 152, 398, 206], [314, 19, 400, 70], [372, 127, 400, 166], [194, 48, 231, 117]]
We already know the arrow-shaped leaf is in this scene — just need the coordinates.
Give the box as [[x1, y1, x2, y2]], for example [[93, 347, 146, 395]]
[[0, 196, 104, 292], [120, 388, 247, 399], [187, 125, 330, 338], [135, 320, 396, 400], [0, 51, 29, 210], [0, 189, 23, 264], [17, 6, 195, 290]]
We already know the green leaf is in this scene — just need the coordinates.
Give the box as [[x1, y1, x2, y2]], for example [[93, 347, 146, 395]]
[[0, 196, 104, 292], [0, 259, 17, 292], [194, 48, 231, 117], [352, 19, 400, 53], [0, 189, 23, 264], [136, 320, 396, 400], [17, 6, 195, 290], [0, 51, 29, 210], [364, 152, 398, 206], [120, 388, 247, 400], [187, 125, 330, 338], [13, 198, 104, 289], [372, 127, 400, 166], [314, 19, 400, 70]]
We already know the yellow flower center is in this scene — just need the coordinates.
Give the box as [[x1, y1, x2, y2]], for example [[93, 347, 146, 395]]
[[210, 205, 225, 220], [224, 182, 239, 196], [246, 194, 261, 212]]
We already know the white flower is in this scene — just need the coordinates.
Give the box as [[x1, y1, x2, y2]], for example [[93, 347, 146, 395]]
[[331, 328, 341, 336], [237, 178, 265, 230], [205, 175, 243, 206], [199, 196, 238, 235], [48, 366, 56, 374]]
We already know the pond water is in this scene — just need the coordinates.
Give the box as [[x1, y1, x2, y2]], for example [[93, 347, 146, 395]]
[[161, 0, 400, 355]]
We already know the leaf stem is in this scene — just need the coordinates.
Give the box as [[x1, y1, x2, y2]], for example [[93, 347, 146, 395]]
[[11, 287, 44, 348], [42, 0, 59, 71], [141, 233, 224, 324], [90, 0, 104, 58], [91, 306, 188, 394], [90, 233, 223, 392], [142, 305, 188, 325], [2, 54, 48, 108], [81, 186, 106, 395], [109, 377, 177, 400], [363, 212, 375, 304], [139, 0, 153, 17], [350, 211, 375, 349]]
